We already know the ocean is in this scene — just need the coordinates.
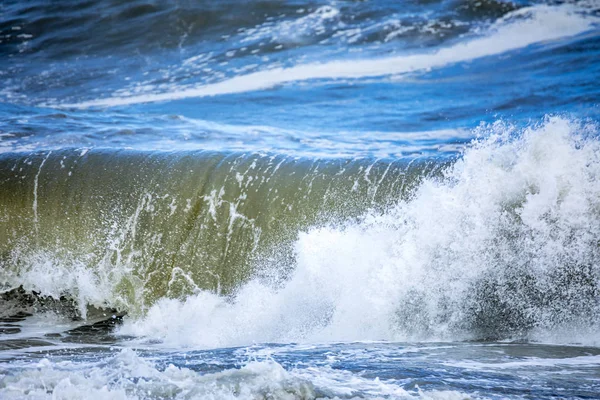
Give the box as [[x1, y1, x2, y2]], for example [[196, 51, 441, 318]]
[[1, 0, 600, 398]]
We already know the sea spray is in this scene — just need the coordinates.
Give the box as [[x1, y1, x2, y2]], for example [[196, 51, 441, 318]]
[[118, 117, 600, 346]]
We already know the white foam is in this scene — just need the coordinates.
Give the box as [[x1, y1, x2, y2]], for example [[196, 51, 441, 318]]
[[0, 348, 469, 399], [240, 5, 341, 45], [447, 354, 600, 370], [63, 5, 597, 108], [120, 116, 600, 347], [0, 349, 310, 400], [2, 194, 154, 317]]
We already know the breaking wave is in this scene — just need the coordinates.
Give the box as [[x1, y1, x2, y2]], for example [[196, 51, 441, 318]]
[[1, 116, 599, 345]]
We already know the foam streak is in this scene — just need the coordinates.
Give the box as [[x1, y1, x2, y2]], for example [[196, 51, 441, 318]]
[[65, 5, 596, 108]]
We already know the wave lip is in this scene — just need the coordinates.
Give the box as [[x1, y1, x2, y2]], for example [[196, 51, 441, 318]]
[[0, 110, 471, 157], [62, 5, 599, 108]]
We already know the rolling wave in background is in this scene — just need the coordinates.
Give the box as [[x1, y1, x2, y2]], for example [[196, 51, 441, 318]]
[[61, 4, 597, 108]]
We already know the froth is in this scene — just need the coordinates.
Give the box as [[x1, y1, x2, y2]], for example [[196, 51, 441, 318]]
[[0, 348, 470, 399], [0, 350, 314, 400], [120, 116, 600, 347]]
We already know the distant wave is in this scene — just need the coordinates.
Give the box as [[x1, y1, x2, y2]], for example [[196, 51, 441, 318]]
[[62, 5, 598, 108]]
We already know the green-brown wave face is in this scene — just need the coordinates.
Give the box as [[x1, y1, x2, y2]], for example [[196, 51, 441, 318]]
[[0, 149, 441, 315]]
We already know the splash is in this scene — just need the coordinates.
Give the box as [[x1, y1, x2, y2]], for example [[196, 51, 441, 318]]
[[119, 117, 600, 347], [2, 117, 599, 345]]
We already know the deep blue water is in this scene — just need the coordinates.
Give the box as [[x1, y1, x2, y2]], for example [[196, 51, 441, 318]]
[[1, 0, 599, 156]]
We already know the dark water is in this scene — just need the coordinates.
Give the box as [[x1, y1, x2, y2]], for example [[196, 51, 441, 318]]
[[1, 0, 600, 398]]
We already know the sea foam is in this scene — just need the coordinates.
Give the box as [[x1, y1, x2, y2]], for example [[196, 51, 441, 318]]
[[120, 116, 600, 347]]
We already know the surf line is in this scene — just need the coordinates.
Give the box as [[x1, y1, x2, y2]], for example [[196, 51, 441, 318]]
[[61, 5, 595, 109]]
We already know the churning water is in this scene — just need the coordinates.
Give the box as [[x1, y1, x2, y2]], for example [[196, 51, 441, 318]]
[[1, 0, 600, 398]]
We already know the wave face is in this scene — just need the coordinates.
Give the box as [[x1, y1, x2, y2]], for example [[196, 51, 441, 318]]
[[1, 117, 598, 345], [0, 147, 440, 316]]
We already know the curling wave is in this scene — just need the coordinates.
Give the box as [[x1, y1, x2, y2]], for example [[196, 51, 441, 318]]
[[2, 117, 599, 345]]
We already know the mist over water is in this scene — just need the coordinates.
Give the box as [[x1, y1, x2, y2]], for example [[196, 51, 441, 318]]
[[1, 0, 600, 398]]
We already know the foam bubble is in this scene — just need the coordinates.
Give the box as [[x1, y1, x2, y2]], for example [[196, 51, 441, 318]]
[[0, 349, 313, 399]]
